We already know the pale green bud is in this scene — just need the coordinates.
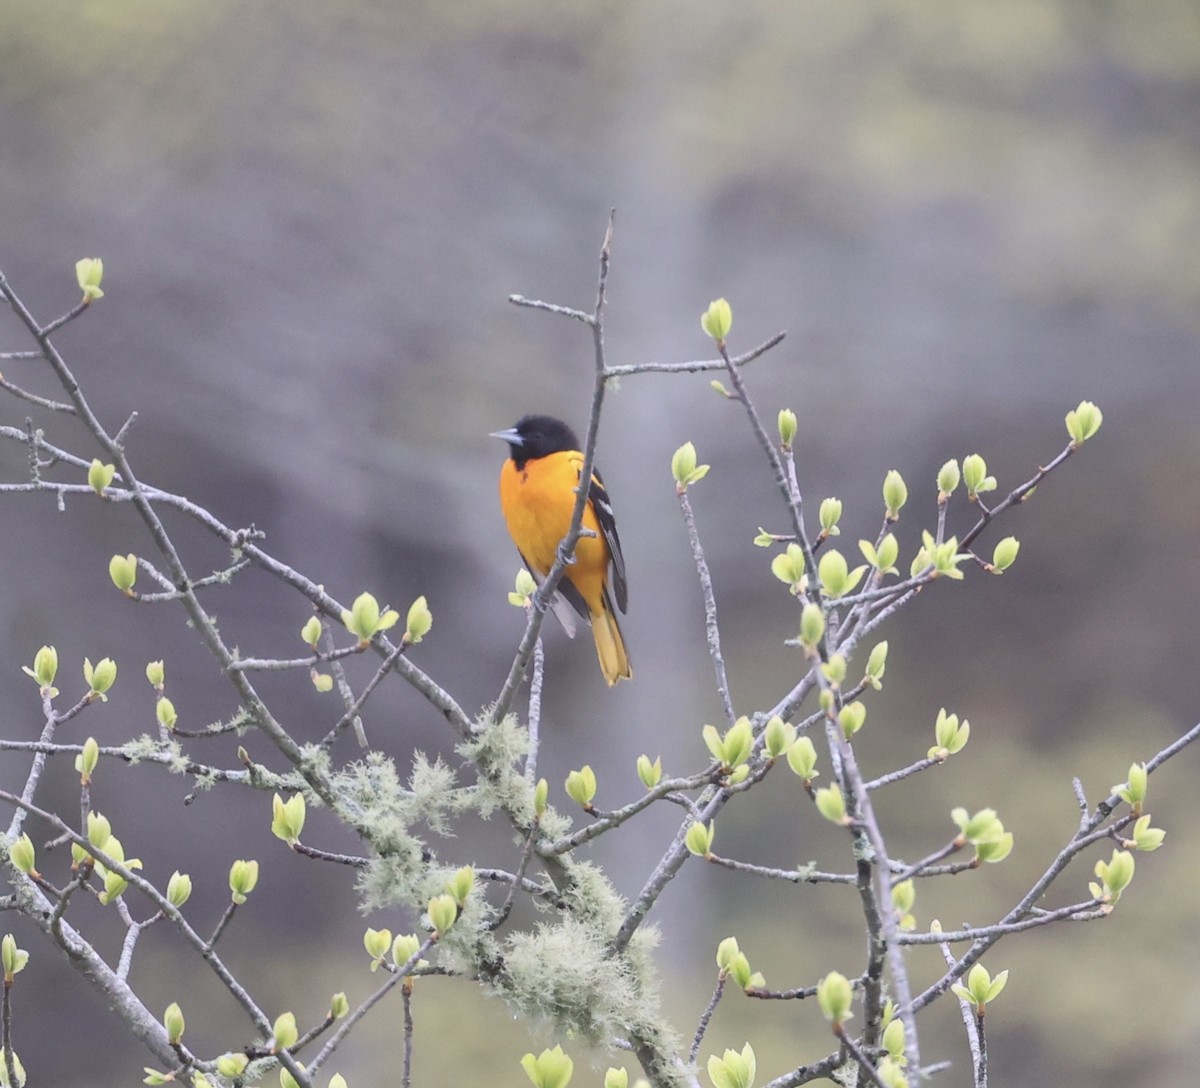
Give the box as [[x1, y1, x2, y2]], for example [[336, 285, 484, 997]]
[[311, 671, 334, 692], [706, 1044, 754, 1088], [428, 893, 458, 935], [391, 933, 421, 968], [700, 298, 733, 343], [341, 592, 399, 642], [864, 640, 888, 689], [363, 927, 392, 966], [815, 786, 847, 824], [84, 656, 117, 698], [991, 536, 1020, 573], [817, 971, 854, 1024], [216, 1055, 249, 1079], [818, 497, 842, 537], [1130, 814, 1165, 852], [272, 1010, 298, 1051], [564, 766, 597, 807], [937, 459, 961, 497], [28, 645, 58, 688], [88, 459, 116, 495], [671, 441, 710, 488], [799, 603, 825, 649], [777, 408, 797, 447], [163, 1002, 185, 1045], [301, 616, 322, 647], [763, 716, 795, 758], [404, 595, 433, 645], [1114, 762, 1148, 809], [1092, 848, 1135, 902], [229, 859, 259, 904], [271, 792, 306, 846], [882, 1017, 905, 1060], [109, 553, 138, 593], [838, 701, 866, 739], [509, 568, 538, 605], [533, 777, 548, 817], [8, 834, 35, 876], [962, 454, 997, 497], [330, 992, 350, 1018], [166, 870, 192, 908], [859, 533, 899, 575], [771, 543, 807, 593], [636, 754, 662, 789], [156, 696, 177, 730], [786, 736, 818, 781], [685, 821, 715, 857], [715, 936, 740, 972], [821, 654, 846, 686], [952, 963, 1008, 1009], [974, 832, 1014, 863], [1065, 400, 1103, 445], [445, 865, 475, 906], [882, 470, 908, 520], [75, 735, 100, 782], [87, 810, 112, 848], [818, 548, 866, 599], [145, 660, 165, 688], [520, 1045, 574, 1088], [75, 257, 105, 301], [604, 1069, 629, 1088]]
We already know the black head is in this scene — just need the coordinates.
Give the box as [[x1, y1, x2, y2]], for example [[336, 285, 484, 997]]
[[490, 414, 580, 467]]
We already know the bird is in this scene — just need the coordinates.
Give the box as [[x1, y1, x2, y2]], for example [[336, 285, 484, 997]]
[[491, 414, 632, 685]]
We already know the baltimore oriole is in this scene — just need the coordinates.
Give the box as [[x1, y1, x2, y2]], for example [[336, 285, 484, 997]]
[[491, 414, 632, 685]]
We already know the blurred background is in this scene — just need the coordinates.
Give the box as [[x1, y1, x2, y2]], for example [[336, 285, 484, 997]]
[[2, 1, 1200, 1085]]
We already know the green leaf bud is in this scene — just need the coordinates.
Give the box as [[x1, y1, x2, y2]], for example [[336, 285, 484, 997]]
[[0, 1050, 25, 1088], [815, 786, 848, 825], [163, 1002, 185, 1045], [786, 736, 818, 781], [920, 531, 969, 580], [817, 971, 854, 1025], [891, 879, 915, 916], [564, 766, 597, 807], [685, 821, 715, 858], [1130, 814, 1165, 852], [229, 859, 259, 904], [272, 1010, 298, 1052], [280, 1066, 304, 1088], [715, 936, 740, 972], [533, 777, 548, 817], [521, 1045, 574, 1088], [777, 408, 797, 448], [445, 865, 475, 906], [604, 1069, 629, 1088], [704, 716, 753, 769], [329, 1075, 348, 1088], [706, 1044, 755, 1088], [838, 701, 866, 739], [937, 459, 961, 498], [300, 616, 322, 647], [962, 454, 997, 498], [1065, 400, 1103, 445], [1114, 762, 1147, 810], [670, 441, 710, 489], [818, 548, 866, 599], [989, 536, 1020, 573], [404, 595, 432, 645], [271, 792, 306, 846], [88, 459, 116, 495], [145, 660, 165, 689], [83, 656, 117, 699], [509, 567, 539, 606], [392, 933, 422, 968], [929, 708, 970, 759], [700, 298, 733, 343], [363, 927, 392, 967], [428, 893, 458, 935], [143, 1069, 169, 1086], [28, 645, 58, 689], [109, 553, 138, 594], [311, 670, 334, 692], [76, 257, 105, 301], [330, 992, 349, 1019], [975, 831, 1014, 863], [8, 834, 36, 877], [636, 754, 662, 789], [860, 534, 899, 574], [753, 528, 775, 547], [87, 810, 112, 848], [882, 470, 908, 520], [1093, 848, 1135, 902], [864, 640, 888, 689], [770, 543, 807, 594], [951, 807, 1003, 845], [75, 735, 100, 783], [166, 870, 192, 908], [710, 379, 731, 397], [341, 592, 399, 643], [799, 603, 825, 650], [882, 1016, 905, 1060], [156, 696, 177, 730], [764, 716, 795, 758], [818, 497, 842, 537], [952, 963, 1008, 1010], [821, 654, 846, 687], [216, 1055, 249, 1079], [4, 934, 32, 978], [727, 950, 753, 990]]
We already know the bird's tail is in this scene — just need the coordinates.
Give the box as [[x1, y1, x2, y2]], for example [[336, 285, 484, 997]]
[[591, 594, 632, 686]]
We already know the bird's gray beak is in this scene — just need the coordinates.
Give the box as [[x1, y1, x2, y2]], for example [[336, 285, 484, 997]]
[[489, 427, 523, 445]]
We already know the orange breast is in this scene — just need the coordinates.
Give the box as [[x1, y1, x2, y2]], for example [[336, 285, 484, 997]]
[[499, 450, 610, 614]]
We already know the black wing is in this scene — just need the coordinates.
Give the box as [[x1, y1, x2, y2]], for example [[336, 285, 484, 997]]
[[589, 468, 628, 613]]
